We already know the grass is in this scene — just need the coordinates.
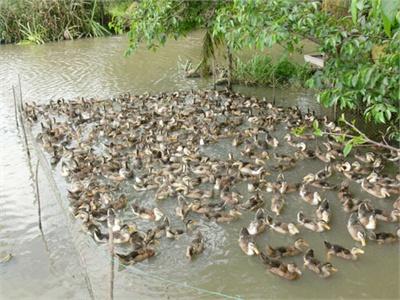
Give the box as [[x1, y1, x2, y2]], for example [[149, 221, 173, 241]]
[[0, 0, 130, 44], [233, 55, 313, 87]]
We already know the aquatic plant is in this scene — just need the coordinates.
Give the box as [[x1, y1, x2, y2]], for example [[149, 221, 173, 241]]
[[234, 56, 312, 87], [0, 0, 127, 44]]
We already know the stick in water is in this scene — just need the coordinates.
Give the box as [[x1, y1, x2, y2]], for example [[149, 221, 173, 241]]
[[35, 159, 43, 233], [107, 209, 115, 300], [12, 86, 19, 129]]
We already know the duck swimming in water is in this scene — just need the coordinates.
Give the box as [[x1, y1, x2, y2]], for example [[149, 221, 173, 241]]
[[238, 227, 260, 256], [116, 247, 155, 264], [266, 215, 300, 236], [247, 208, 268, 235], [259, 252, 302, 281], [347, 213, 367, 246], [265, 238, 309, 258], [131, 202, 165, 221], [324, 241, 364, 260], [186, 231, 205, 260], [297, 211, 330, 232], [304, 249, 338, 278]]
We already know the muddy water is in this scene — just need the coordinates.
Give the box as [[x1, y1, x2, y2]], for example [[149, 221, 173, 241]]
[[0, 32, 399, 299]]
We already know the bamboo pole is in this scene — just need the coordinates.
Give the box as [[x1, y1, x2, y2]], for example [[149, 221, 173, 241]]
[[35, 159, 43, 233], [107, 209, 115, 300], [12, 86, 19, 129], [18, 74, 24, 112]]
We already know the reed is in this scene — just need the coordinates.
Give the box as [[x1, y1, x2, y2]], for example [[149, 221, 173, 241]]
[[0, 0, 129, 44], [233, 55, 313, 87]]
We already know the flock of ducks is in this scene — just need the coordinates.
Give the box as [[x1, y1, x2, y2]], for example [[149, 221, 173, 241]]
[[23, 89, 400, 281]]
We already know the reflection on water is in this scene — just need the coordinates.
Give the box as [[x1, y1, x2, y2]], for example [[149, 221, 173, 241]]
[[0, 33, 398, 299]]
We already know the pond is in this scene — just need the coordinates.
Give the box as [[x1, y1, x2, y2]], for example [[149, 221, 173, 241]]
[[0, 32, 398, 299]]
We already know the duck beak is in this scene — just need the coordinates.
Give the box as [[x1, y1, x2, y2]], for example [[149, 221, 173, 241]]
[[323, 223, 331, 230], [331, 267, 338, 272], [356, 249, 365, 255], [360, 239, 366, 247]]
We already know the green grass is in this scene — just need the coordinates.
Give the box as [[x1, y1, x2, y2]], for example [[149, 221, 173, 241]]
[[0, 0, 129, 44], [233, 55, 313, 87]]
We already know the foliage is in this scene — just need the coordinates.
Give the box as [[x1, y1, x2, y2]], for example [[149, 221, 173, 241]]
[[212, 0, 400, 140], [0, 0, 128, 44], [234, 55, 312, 87]]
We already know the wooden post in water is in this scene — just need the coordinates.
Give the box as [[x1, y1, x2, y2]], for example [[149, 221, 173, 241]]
[[12, 86, 19, 129], [107, 209, 115, 300], [272, 71, 276, 105], [15, 77, 31, 160], [18, 74, 24, 112], [35, 159, 43, 233]]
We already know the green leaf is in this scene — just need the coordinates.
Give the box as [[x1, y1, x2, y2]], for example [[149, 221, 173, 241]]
[[381, 0, 400, 36], [313, 128, 323, 137], [381, 0, 400, 24], [312, 119, 319, 130], [383, 14, 392, 37], [343, 142, 353, 157], [351, 0, 358, 24]]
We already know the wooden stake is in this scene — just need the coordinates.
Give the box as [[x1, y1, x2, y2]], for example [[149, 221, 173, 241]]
[[35, 159, 43, 233], [107, 210, 115, 300], [18, 74, 24, 112], [12, 86, 19, 129]]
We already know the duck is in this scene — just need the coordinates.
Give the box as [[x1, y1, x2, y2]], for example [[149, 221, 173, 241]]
[[238, 227, 260, 256], [206, 209, 242, 223], [92, 224, 134, 244], [165, 218, 185, 239], [271, 193, 285, 215], [240, 193, 264, 211], [357, 202, 377, 230], [315, 165, 333, 180], [315, 146, 336, 163], [260, 253, 302, 281], [220, 189, 242, 206], [273, 158, 297, 172], [186, 231, 205, 260], [190, 200, 224, 215], [233, 161, 266, 177], [373, 208, 400, 223], [265, 238, 309, 258], [266, 215, 300, 235], [315, 199, 331, 223], [116, 247, 155, 264], [361, 179, 390, 198], [303, 249, 338, 278], [324, 241, 364, 260], [338, 180, 352, 203], [247, 208, 268, 235], [372, 232, 399, 244], [303, 174, 336, 190], [131, 203, 164, 221], [355, 152, 376, 163], [347, 213, 367, 246], [297, 211, 330, 232], [299, 184, 321, 205], [175, 195, 192, 220]]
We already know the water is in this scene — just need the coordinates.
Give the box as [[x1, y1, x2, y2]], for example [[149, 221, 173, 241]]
[[1, 32, 399, 299]]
